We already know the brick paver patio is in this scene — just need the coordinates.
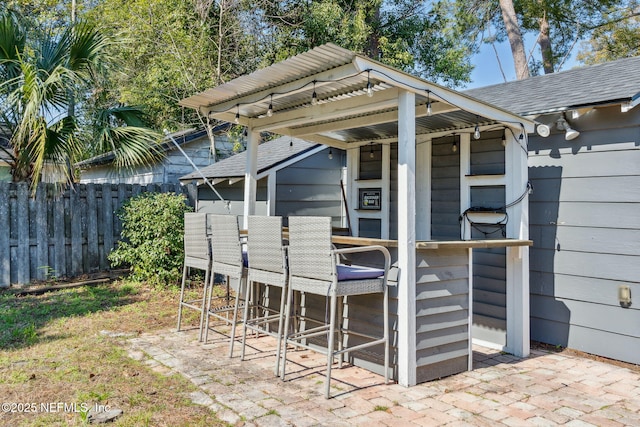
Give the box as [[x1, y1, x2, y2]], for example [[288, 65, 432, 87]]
[[128, 327, 640, 426]]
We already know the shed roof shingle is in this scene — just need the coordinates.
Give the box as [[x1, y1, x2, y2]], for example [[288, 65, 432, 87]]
[[465, 56, 640, 115], [179, 136, 318, 181]]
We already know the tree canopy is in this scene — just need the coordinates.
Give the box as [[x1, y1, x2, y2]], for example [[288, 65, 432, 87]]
[[3, 0, 638, 169], [245, 0, 475, 86], [578, 2, 640, 63], [0, 7, 162, 189], [452, 0, 634, 80]]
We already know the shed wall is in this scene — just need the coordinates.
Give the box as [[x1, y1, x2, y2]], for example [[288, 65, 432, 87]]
[[194, 148, 344, 221], [196, 179, 268, 215], [275, 148, 344, 226], [80, 134, 221, 184], [528, 105, 640, 364]]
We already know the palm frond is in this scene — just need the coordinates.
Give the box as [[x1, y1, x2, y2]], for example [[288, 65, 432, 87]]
[[0, 10, 25, 62], [99, 126, 164, 169], [101, 105, 150, 128], [68, 20, 112, 80]]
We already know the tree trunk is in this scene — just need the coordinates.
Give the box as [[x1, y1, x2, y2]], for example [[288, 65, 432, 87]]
[[538, 11, 554, 74], [216, 0, 225, 85], [498, 0, 530, 79]]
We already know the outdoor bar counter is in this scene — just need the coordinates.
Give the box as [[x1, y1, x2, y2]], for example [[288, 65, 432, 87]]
[[324, 236, 533, 383], [180, 43, 537, 388]]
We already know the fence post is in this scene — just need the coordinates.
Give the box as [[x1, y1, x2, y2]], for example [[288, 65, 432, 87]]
[[0, 183, 10, 286], [86, 183, 99, 271], [35, 184, 49, 281], [70, 186, 83, 275], [17, 183, 30, 285], [100, 183, 112, 270], [53, 187, 66, 279]]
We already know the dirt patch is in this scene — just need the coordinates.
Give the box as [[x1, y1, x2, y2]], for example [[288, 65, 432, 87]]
[[532, 341, 639, 373], [0, 278, 226, 427]]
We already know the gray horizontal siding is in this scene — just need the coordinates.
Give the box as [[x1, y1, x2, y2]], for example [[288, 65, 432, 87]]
[[529, 146, 640, 178], [531, 317, 639, 364], [389, 143, 398, 239], [275, 151, 343, 225], [531, 225, 640, 256], [528, 105, 640, 365], [197, 180, 268, 202], [530, 248, 640, 283], [530, 202, 640, 229], [530, 271, 640, 307], [415, 248, 470, 382], [470, 131, 505, 175], [531, 175, 640, 202], [431, 135, 460, 240]]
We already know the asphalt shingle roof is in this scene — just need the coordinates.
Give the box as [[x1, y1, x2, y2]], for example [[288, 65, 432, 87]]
[[179, 136, 318, 181], [465, 56, 640, 115]]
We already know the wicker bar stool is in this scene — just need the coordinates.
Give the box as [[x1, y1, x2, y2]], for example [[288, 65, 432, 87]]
[[239, 215, 288, 375], [203, 214, 248, 357], [176, 212, 211, 342], [281, 216, 391, 399]]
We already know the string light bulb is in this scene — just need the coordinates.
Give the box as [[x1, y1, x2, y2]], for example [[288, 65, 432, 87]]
[[328, 147, 333, 160], [501, 131, 507, 147], [234, 104, 240, 124], [452, 134, 458, 152], [426, 90, 432, 116], [289, 139, 293, 151], [369, 143, 375, 159], [473, 117, 481, 140], [366, 70, 374, 97], [311, 81, 318, 105], [267, 94, 273, 117]]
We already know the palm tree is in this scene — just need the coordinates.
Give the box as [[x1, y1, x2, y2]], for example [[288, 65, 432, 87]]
[[0, 9, 162, 192]]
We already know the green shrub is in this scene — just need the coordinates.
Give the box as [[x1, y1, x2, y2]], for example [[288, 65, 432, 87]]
[[108, 192, 193, 286]]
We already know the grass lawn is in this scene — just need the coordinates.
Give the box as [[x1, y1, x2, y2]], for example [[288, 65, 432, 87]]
[[0, 278, 226, 427]]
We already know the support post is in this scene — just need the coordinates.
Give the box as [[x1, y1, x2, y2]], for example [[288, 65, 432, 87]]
[[505, 129, 530, 357], [397, 90, 416, 386], [242, 130, 259, 228]]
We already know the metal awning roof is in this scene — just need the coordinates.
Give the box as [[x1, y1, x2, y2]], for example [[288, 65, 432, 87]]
[[180, 43, 535, 147]]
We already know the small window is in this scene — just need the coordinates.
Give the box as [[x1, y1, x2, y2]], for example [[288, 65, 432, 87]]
[[359, 218, 381, 238], [359, 144, 382, 180]]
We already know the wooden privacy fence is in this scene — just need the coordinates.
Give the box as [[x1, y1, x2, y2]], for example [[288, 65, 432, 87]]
[[0, 182, 196, 287]]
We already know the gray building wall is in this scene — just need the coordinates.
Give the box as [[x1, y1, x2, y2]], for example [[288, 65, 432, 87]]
[[80, 133, 227, 184], [196, 179, 269, 215], [195, 147, 344, 222], [528, 105, 640, 364], [275, 148, 344, 226]]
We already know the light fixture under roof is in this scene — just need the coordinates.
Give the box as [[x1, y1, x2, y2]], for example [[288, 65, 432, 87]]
[[366, 70, 374, 97], [311, 81, 318, 105], [267, 94, 273, 117], [556, 118, 580, 141], [473, 124, 481, 140]]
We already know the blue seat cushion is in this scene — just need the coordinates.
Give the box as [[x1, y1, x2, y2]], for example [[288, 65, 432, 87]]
[[336, 264, 384, 281]]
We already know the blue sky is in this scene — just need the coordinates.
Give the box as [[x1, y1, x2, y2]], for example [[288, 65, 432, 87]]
[[465, 38, 580, 89]]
